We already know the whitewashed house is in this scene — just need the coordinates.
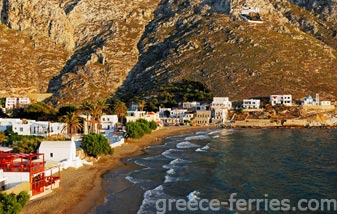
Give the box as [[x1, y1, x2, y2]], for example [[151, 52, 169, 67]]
[[130, 104, 139, 111], [125, 111, 146, 122], [270, 95, 292, 106], [182, 101, 200, 110], [211, 97, 232, 109], [100, 115, 118, 131], [243, 99, 261, 109], [158, 107, 172, 118], [170, 109, 188, 118], [5, 97, 31, 110], [321, 101, 332, 106], [38, 140, 82, 169], [0, 118, 22, 131], [212, 109, 229, 124]]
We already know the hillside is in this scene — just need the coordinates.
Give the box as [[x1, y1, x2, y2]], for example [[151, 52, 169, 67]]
[[0, 0, 336, 105], [118, 0, 337, 101]]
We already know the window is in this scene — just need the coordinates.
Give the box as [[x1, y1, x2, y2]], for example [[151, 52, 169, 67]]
[[19, 128, 23, 132], [50, 153, 53, 158]]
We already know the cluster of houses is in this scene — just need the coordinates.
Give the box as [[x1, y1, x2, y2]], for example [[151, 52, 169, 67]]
[[124, 93, 335, 127], [0, 93, 335, 198]]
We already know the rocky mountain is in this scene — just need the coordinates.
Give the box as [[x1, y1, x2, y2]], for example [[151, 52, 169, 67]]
[[0, 0, 336, 105], [0, 0, 160, 105], [119, 0, 337, 101]]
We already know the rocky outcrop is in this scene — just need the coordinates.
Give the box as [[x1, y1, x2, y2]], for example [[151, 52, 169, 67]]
[[47, 0, 161, 105], [0, 0, 160, 105], [0, 0, 75, 52]]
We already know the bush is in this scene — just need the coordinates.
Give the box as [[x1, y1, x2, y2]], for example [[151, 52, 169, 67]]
[[126, 122, 144, 139], [81, 133, 113, 157], [139, 123, 152, 134], [0, 191, 30, 214], [149, 121, 157, 130], [126, 120, 157, 139]]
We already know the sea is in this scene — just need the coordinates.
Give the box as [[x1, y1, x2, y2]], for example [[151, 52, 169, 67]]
[[93, 128, 337, 214]]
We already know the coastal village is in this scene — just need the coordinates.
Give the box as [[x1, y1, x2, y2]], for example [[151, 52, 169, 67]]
[[0, 92, 336, 204]]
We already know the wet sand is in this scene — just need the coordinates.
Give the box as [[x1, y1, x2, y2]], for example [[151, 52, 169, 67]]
[[22, 126, 209, 214]]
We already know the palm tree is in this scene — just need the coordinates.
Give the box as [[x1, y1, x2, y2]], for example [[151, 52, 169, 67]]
[[138, 100, 146, 111], [113, 100, 127, 123], [80, 100, 108, 134], [62, 111, 83, 138]]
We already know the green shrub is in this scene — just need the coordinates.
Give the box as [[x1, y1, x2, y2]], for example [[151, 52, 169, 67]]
[[139, 123, 151, 134], [81, 133, 113, 157], [126, 122, 144, 139], [0, 191, 30, 214], [149, 121, 157, 130]]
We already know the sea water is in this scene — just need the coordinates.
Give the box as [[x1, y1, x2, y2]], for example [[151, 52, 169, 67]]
[[95, 129, 337, 214]]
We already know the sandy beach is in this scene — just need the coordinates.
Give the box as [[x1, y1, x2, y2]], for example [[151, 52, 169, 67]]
[[22, 126, 210, 214]]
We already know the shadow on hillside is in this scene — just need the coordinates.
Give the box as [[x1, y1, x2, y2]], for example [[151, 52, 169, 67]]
[[46, 21, 114, 103]]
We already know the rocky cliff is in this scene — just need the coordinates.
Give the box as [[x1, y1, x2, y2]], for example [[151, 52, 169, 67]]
[[118, 0, 337, 100], [0, 0, 160, 105], [0, 0, 336, 105]]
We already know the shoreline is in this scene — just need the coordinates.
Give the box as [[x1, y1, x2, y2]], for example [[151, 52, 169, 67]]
[[22, 126, 210, 214]]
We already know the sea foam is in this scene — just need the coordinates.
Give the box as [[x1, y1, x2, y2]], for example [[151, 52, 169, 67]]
[[176, 141, 199, 149]]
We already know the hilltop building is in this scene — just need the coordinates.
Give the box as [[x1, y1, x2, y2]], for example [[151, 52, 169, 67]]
[[243, 99, 261, 109], [270, 95, 292, 106], [5, 97, 31, 110]]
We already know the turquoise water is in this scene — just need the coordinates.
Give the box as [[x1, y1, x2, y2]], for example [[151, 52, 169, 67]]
[[96, 129, 337, 214]]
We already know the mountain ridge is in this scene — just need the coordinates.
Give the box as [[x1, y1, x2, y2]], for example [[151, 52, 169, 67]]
[[0, 0, 336, 105]]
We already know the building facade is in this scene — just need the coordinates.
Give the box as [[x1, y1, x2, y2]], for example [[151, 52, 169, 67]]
[[270, 95, 292, 106], [211, 97, 232, 109], [193, 110, 211, 125], [243, 99, 261, 109], [5, 97, 31, 109]]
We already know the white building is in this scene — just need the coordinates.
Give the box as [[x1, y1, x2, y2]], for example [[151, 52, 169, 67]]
[[100, 115, 118, 131], [5, 97, 31, 109], [270, 95, 292, 106], [158, 107, 172, 118], [211, 97, 232, 109], [301, 94, 332, 106], [170, 109, 188, 118], [212, 109, 229, 124], [125, 111, 160, 123], [241, 6, 260, 15], [0, 118, 22, 131], [321, 101, 332, 106], [243, 99, 261, 109], [38, 140, 82, 169], [301, 94, 318, 106], [130, 104, 139, 111], [125, 111, 146, 122], [0, 119, 66, 137], [182, 101, 200, 110]]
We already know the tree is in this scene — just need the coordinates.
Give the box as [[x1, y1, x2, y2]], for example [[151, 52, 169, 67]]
[[126, 122, 144, 139], [58, 105, 78, 117], [80, 133, 112, 157], [12, 137, 42, 153], [0, 132, 7, 144], [12, 102, 57, 121], [62, 111, 83, 137], [80, 100, 108, 133], [0, 191, 30, 214], [111, 100, 127, 123], [138, 100, 146, 111], [149, 121, 157, 130]]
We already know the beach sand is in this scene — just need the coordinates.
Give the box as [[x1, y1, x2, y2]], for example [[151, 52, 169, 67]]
[[22, 126, 209, 214]]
